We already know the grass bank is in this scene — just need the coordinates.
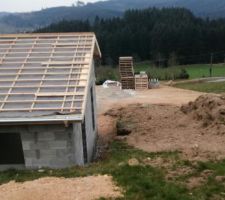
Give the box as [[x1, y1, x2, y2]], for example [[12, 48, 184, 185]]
[[175, 81, 225, 94], [1, 142, 225, 199], [95, 63, 225, 84], [134, 62, 225, 80]]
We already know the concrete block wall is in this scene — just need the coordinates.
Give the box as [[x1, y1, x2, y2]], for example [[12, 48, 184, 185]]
[[0, 123, 84, 169], [21, 124, 76, 168]]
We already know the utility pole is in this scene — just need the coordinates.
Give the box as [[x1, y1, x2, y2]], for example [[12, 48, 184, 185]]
[[224, 53, 225, 65], [210, 53, 213, 77]]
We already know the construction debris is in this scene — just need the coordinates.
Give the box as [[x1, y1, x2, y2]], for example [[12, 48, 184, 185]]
[[102, 80, 121, 88], [149, 79, 160, 89]]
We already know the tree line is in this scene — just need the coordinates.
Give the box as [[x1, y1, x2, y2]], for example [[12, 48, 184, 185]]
[[36, 7, 225, 67]]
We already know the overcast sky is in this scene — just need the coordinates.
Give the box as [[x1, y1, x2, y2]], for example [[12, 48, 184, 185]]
[[0, 0, 100, 13]]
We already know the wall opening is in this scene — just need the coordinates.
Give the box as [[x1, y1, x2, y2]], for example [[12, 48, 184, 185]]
[[0, 133, 25, 164], [82, 118, 88, 164], [90, 86, 95, 131]]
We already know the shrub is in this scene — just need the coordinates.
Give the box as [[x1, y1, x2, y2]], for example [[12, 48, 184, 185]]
[[178, 68, 190, 79], [95, 66, 119, 85], [145, 67, 190, 80]]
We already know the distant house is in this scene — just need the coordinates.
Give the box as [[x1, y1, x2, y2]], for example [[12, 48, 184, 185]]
[[0, 32, 101, 170]]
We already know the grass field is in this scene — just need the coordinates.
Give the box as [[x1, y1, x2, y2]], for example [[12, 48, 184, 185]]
[[185, 64, 225, 79], [95, 63, 225, 83], [134, 62, 225, 80], [1, 142, 225, 199], [175, 81, 225, 94]]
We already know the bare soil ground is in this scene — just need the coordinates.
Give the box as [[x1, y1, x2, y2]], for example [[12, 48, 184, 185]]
[[105, 103, 225, 161], [96, 85, 204, 114], [0, 175, 122, 200], [0, 85, 220, 198], [97, 85, 225, 161]]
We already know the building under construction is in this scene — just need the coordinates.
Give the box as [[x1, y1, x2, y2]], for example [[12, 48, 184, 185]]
[[0, 32, 101, 170]]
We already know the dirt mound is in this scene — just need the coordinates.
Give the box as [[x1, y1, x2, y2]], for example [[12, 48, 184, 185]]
[[181, 95, 225, 134], [0, 175, 122, 200], [104, 102, 225, 161]]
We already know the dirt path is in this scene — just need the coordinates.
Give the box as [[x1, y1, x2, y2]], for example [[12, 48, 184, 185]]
[[0, 175, 122, 200], [96, 85, 204, 114]]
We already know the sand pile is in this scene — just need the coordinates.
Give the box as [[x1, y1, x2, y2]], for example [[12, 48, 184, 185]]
[[181, 95, 225, 134], [0, 175, 122, 200]]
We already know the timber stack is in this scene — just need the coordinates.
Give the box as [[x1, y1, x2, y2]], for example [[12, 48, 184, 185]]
[[119, 57, 135, 89]]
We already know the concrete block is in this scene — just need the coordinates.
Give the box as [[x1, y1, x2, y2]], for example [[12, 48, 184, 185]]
[[49, 141, 67, 150], [35, 150, 40, 159], [23, 150, 36, 158], [38, 132, 55, 141], [32, 160, 50, 168], [24, 158, 33, 167], [56, 149, 73, 158], [20, 132, 34, 141], [40, 149, 57, 157], [54, 131, 68, 141], [30, 141, 49, 150], [49, 159, 72, 168], [51, 124, 68, 132], [67, 139, 73, 148], [22, 141, 32, 150], [27, 125, 47, 133]]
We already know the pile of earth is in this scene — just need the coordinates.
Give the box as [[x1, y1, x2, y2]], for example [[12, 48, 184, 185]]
[[181, 95, 225, 135], [104, 95, 225, 161]]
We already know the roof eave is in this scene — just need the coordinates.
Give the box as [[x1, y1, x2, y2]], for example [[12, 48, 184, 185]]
[[93, 35, 102, 58], [0, 114, 83, 124]]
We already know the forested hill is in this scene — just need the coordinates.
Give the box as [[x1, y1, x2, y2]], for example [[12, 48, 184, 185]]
[[1, 0, 225, 33], [36, 8, 225, 66]]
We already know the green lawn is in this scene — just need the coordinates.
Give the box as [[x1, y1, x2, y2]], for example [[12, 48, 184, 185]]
[[175, 81, 225, 94], [134, 62, 225, 80], [95, 63, 225, 83], [1, 141, 225, 199], [185, 64, 225, 79]]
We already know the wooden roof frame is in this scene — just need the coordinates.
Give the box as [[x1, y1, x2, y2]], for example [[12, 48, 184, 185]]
[[0, 32, 101, 123]]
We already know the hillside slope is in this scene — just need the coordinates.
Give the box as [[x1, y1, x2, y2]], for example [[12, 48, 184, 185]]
[[0, 0, 225, 33]]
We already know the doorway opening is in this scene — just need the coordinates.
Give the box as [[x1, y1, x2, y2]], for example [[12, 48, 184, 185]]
[[0, 133, 25, 164]]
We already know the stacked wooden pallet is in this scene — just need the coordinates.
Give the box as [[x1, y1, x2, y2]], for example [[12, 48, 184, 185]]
[[119, 57, 135, 89], [135, 73, 149, 90]]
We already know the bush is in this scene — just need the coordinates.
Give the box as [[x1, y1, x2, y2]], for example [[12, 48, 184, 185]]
[[178, 68, 190, 79], [95, 66, 119, 85], [144, 66, 190, 80]]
